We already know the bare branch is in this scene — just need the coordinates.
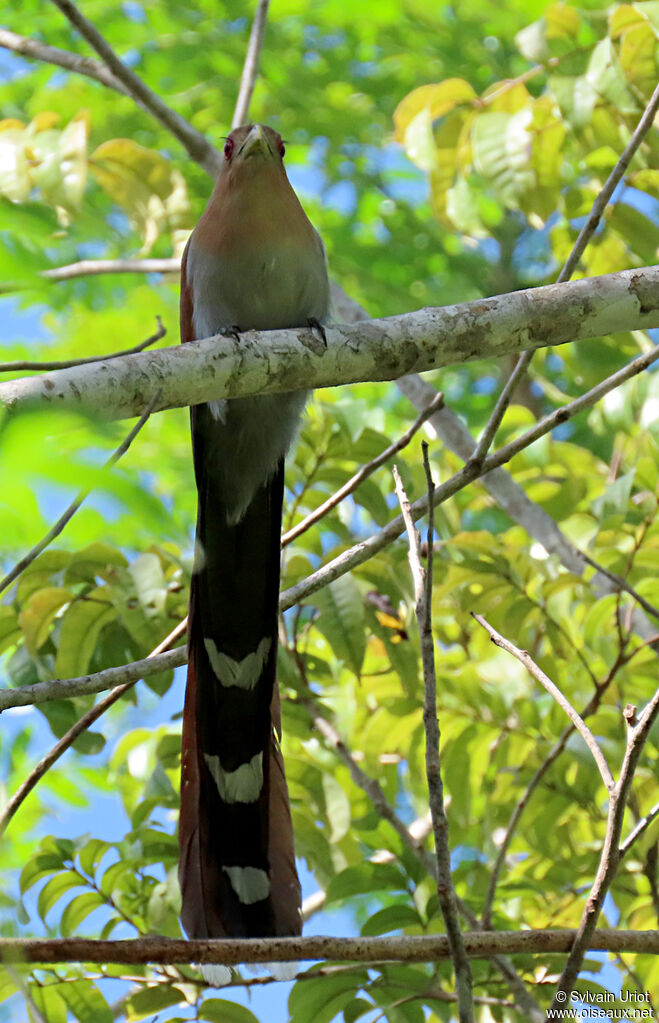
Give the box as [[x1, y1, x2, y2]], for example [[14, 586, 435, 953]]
[[471, 614, 615, 791], [0, 317, 165, 373], [303, 698, 438, 880], [282, 342, 659, 616], [4, 967, 47, 1023], [0, 390, 162, 597], [232, 0, 271, 129], [394, 455, 474, 1020], [576, 549, 659, 624], [558, 78, 659, 284], [2, 266, 657, 420], [397, 373, 659, 648], [471, 78, 659, 466], [550, 685, 659, 1008], [619, 801, 659, 860], [10, 338, 656, 712], [0, 27, 130, 94], [48, 0, 221, 178], [467, 350, 533, 470], [0, 647, 187, 712], [282, 392, 444, 547], [0, 619, 186, 839], [42, 259, 180, 283], [301, 815, 433, 923], [0, 930, 656, 967]]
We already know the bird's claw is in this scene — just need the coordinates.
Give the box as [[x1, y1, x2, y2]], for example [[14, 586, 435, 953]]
[[219, 325, 241, 343], [307, 318, 327, 348]]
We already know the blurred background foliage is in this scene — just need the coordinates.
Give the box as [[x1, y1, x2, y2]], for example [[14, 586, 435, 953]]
[[0, 0, 657, 1021]]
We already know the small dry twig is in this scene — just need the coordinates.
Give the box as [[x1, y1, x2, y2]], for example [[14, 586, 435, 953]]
[[394, 453, 474, 1022], [282, 392, 444, 546], [472, 614, 615, 791], [0, 618, 186, 839], [0, 390, 162, 597], [0, 317, 165, 374], [231, 0, 271, 129]]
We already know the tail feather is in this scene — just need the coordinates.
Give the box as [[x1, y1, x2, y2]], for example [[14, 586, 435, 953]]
[[179, 407, 300, 938]]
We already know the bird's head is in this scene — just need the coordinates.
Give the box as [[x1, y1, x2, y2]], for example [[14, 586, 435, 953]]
[[220, 124, 287, 181]]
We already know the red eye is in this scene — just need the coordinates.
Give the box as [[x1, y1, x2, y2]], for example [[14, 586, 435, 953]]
[[223, 138, 234, 160], [278, 139, 286, 158]]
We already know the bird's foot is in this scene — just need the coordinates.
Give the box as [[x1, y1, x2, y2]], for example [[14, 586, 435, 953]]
[[307, 317, 327, 348], [219, 325, 241, 343]]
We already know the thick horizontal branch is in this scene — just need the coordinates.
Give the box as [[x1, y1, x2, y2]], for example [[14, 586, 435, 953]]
[[3, 341, 657, 710], [0, 930, 655, 967], [2, 267, 657, 421]]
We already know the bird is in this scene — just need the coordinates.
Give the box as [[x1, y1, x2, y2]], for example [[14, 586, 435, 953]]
[[178, 123, 330, 944]]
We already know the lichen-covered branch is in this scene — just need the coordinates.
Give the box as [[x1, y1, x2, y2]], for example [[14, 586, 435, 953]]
[[2, 266, 658, 421]]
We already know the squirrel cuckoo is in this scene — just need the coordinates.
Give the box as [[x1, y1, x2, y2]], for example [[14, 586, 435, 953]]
[[179, 124, 329, 944]]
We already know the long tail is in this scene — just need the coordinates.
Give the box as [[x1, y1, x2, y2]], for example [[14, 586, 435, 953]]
[[179, 407, 301, 938]]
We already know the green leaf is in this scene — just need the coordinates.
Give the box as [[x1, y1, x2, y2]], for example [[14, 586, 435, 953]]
[[37, 870, 83, 920], [18, 586, 72, 653], [471, 110, 535, 207], [312, 573, 366, 675], [128, 551, 167, 616], [59, 979, 113, 1023], [54, 586, 118, 678], [125, 985, 186, 1020], [60, 891, 106, 936], [343, 998, 376, 1023], [361, 904, 421, 936], [30, 984, 68, 1023], [289, 971, 369, 1023], [322, 773, 351, 843], [78, 837, 111, 878], [0, 605, 20, 654], [200, 999, 261, 1023], [19, 851, 66, 895], [591, 468, 635, 525], [326, 862, 407, 903]]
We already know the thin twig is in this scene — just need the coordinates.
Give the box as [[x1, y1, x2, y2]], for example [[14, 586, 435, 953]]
[[549, 686, 659, 1008], [0, 390, 162, 597], [231, 0, 271, 129], [394, 456, 474, 1022], [471, 614, 615, 791], [619, 800, 659, 859], [481, 649, 627, 927], [281, 344, 659, 617], [48, 0, 221, 177], [0, 28, 130, 95], [483, 78, 659, 442], [282, 392, 444, 546], [42, 259, 180, 283], [4, 967, 47, 1023], [467, 351, 533, 469], [481, 344, 659, 474], [0, 618, 186, 840], [14, 341, 658, 716], [577, 548, 659, 624], [302, 697, 438, 880], [558, 78, 659, 284], [0, 318, 165, 374], [0, 647, 187, 712]]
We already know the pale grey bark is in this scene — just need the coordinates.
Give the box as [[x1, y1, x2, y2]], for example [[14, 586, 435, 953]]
[[2, 265, 658, 421]]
